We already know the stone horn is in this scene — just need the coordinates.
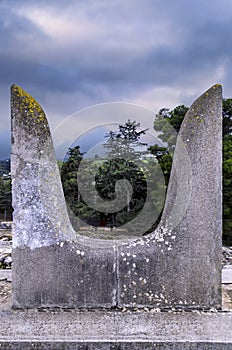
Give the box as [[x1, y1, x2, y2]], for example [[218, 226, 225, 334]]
[[11, 84, 222, 310]]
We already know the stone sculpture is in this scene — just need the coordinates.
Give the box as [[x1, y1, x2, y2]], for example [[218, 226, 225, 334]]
[[11, 84, 222, 310]]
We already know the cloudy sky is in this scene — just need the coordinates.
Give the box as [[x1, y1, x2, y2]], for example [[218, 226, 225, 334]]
[[0, 0, 232, 159]]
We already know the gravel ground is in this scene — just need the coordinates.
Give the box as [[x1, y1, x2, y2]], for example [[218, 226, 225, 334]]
[[0, 280, 11, 309], [223, 246, 232, 265]]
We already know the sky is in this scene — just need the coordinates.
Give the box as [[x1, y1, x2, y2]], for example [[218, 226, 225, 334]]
[[0, 0, 232, 159]]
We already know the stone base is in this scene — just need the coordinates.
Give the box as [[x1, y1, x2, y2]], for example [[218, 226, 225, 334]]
[[0, 342, 231, 350], [0, 309, 232, 349]]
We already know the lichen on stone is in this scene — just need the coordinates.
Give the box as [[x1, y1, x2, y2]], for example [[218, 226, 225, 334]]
[[11, 84, 46, 125]]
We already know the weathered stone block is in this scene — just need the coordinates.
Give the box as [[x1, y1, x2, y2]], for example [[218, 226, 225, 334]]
[[0, 309, 232, 349], [12, 243, 117, 309], [11, 84, 222, 309]]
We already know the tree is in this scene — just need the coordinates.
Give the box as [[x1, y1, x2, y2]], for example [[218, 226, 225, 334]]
[[148, 145, 172, 186], [96, 119, 149, 228], [223, 136, 232, 243], [60, 120, 155, 231], [0, 160, 10, 177], [223, 99, 232, 135], [104, 119, 148, 160], [222, 99, 232, 244], [149, 101, 232, 245], [148, 106, 188, 186], [0, 178, 12, 221], [95, 157, 147, 227], [60, 146, 83, 208]]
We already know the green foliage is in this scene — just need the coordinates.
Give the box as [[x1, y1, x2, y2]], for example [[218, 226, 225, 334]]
[[0, 178, 12, 220], [0, 160, 10, 177], [149, 106, 188, 186], [107, 120, 148, 141], [60, 146, 101, 226], [60, 120, 154, 231], [148, 145, 172, 186], [97, 119, 150, 228], [95, 158, 147, 227], [153, 105, 188, 149], [60, 146, 83, 207], [150, 100, 232, 245], [169, 105, 189, 131], [223, 99, 232, 244], [104, 120, 148, 160], [223, 99, 232, 135]]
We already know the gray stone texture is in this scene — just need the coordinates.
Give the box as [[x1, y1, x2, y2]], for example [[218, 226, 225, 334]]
[[1, 344, 232, 350], [12, 243, 117, 309], [11, 85, 76, 250], [0, 344, 231, 350], [0, 309, 232, 349], [118, 84, 222, 309], [11, 84, 222, 310]]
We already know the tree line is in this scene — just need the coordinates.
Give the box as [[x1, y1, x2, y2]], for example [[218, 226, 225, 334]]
[[0, 160, 12, 221]]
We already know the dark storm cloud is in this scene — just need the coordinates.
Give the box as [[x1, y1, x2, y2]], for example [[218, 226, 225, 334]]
[[0, 0, 231, 92], [0, 0, 232, 158]]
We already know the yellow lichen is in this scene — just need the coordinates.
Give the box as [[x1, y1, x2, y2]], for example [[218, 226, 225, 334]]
[[213, 83, 222, 89], [12, 84, 46, 123]]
